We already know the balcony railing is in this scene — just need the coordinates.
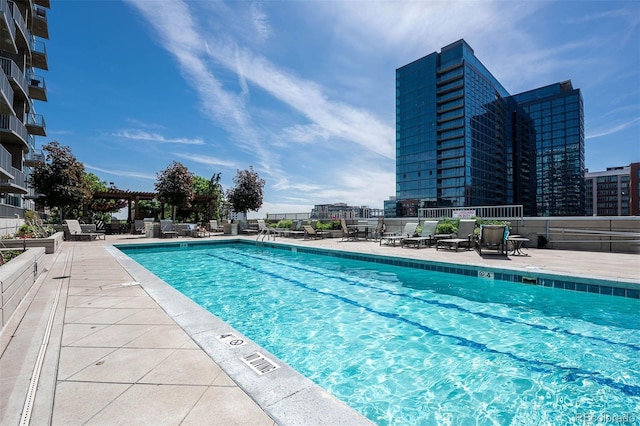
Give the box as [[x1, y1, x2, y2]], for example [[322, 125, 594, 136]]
[[0, 144, 14, 179], [0, 57, 28, 99], [0, 165, 27, 194], [27, 71, 46, 101], [24, 148, 44, 166], [0, 113, 29, 148], [31, 5, 48, 39], [26, 112, 46, 136], [0, 66, 14, 114], [9, 0, 28, 49], [0, 0, 17, 53], [30, 38, 48, 70]]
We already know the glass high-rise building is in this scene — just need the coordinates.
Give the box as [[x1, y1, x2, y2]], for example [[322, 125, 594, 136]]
[[393, 39, 584, 217]]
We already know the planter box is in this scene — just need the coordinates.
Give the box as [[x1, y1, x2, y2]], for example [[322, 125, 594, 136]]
[[0, 247, 45, 329], [0, 231, 63, 254]]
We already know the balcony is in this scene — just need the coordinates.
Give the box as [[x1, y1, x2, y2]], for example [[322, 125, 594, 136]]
[[29, 38, 48, 70], [0, 144, 14, 179], [0, 67, 15, 115], [0, 0, 18, 54], [0, 113, 29, 150], [27, 72, 46, 101], [25, 112, 45, 136], [0, 165, 27, 194], [24, 148, 44, 166], [31, 6, 48, 39], [0, 57, 29, 100]]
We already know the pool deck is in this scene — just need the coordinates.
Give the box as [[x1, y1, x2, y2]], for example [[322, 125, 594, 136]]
[[1, 233, 638, 425]]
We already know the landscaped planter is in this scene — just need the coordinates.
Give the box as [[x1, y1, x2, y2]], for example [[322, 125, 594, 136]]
[[0, 247, 45, 329], [0, 231, 63, 254]]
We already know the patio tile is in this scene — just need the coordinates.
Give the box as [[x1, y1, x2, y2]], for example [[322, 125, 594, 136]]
[[124, 325, 192, 349], [67, 347, 174, 383], [139, 349, 223, 385], [61, 323, 109, 346], [116, 308, 176, 325], [57, 346, 116, 380], [86, 384, 207, 425], [110, 297, 161, 309], [66, 324, 156, 347], [65, 307, 138, 324], [182, 386, 275, 426], [52, 381, 130, 425]]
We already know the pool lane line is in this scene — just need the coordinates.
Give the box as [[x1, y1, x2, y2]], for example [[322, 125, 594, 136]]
[[223, 249, 640, 353], [201, 251, 640, 398]]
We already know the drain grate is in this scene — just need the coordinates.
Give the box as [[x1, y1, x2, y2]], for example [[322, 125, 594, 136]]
[[241, 352, 280, 375], [522, 277, 538, 285]]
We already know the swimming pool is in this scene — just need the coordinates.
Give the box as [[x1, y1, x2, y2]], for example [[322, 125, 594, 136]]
[[120, 242, 640, 425]]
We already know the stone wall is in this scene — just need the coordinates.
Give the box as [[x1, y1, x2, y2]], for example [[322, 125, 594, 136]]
[[0, 247, 45, 329]]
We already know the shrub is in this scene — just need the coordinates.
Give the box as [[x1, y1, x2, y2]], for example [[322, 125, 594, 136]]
[[0, 250, 22, 265], [436, 218, 458, 235]]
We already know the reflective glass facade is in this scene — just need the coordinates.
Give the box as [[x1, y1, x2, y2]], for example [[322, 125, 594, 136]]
[[395, 39, 584, 217]]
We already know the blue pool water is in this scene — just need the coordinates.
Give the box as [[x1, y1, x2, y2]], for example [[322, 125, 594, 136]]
[[121, 243, 640, 425]]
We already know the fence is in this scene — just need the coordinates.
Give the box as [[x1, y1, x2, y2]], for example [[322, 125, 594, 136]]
[[419, 204, 524, 220]]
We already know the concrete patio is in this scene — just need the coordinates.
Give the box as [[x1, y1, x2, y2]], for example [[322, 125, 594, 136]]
[[1, 233, 638, 425]]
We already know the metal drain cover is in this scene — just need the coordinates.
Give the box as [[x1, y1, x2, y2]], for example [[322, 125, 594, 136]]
[[241, 352, 280, 375]]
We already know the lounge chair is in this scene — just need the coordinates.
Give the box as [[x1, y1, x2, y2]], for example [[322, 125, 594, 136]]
[[303, 225, 327, 240], [401, 221, 439, 249], [209, 220, 224, 234], [160, 219, 178, 238], [257, 219, 274, 241], [436, 219, 476, 251], [476, 224, 509, 256], [65, 219, 105, 241], [134, 219, 145, 234], [340, 219, 358, 241], [380, 222, 419, 246]]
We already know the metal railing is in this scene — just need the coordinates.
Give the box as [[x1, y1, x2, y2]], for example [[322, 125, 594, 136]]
[[0, 144, 13, 177], [0, 0, 17, 47], [419, 204, 524, 220], [0, 65, 14, 110], [0, 57, 28, 97], [0, 113, 29, 145]]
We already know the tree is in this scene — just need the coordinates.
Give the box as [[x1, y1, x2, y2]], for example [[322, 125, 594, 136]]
[[154, 161, 194, 220], [193, 172, 224, 221], [30, 141, 90, 223], [226, 166, 265, 220]]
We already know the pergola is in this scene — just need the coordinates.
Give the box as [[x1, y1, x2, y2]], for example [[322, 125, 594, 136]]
[[90, 190, 217, 222]]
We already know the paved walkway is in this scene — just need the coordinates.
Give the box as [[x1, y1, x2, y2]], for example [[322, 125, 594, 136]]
[[1, 234, 638, 425]]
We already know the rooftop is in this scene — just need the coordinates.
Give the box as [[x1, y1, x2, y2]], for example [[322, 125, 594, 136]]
[[1, 234, 638, 424]]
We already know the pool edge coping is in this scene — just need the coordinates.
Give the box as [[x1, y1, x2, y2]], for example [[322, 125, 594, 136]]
[[105, 244, 374, 426]]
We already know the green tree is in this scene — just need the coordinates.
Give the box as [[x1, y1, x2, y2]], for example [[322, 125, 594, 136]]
[[154, 161, 194, 220], [193, 172, 223, 221], [226, 166, 265, 219], [30, 141, 90, 223]]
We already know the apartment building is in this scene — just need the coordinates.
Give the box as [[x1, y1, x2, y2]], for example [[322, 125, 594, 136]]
[[391, 39, 584, 217], [0, 0, 48, 217], [586, 163, 639, 216]]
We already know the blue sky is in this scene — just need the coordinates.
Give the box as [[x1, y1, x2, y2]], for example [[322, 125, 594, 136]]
[[38, 1, 639, 217]]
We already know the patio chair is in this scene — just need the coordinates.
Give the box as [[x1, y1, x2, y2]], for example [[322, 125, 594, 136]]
[[436, 219, 477, 252], [476, 224, 509, 256], [303, 225, 327, 240], [340, 219, 358, 241], [134, 219, 145, 234], [401, 221, 439, 249], [209, 220, 224, 234], [159, 219, 178, 238], [380, 222, 419, 246], [65, 219, 105, 241], [257, 219, 274, 241]]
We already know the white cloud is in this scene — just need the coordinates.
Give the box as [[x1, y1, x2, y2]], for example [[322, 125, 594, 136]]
[[173, 152, 238, 169], [586, 117, 640, 139], [113, 130, 204, 145], [85, 164, 156, 180], [250, 2, 271, 42]]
